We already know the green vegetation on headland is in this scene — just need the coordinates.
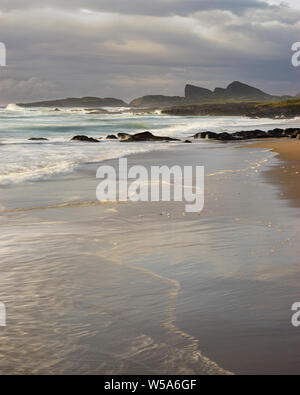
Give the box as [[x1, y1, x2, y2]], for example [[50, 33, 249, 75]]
[[161, 100, 300, 119], [256, 98, 300, 108]]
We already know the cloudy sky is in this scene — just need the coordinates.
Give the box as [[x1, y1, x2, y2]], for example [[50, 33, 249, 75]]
[[0, 0, 299, 104]]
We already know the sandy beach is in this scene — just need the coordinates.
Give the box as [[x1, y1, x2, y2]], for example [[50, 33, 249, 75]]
[[1, 103, 300, 375], [242, 140, 300, 207], [2, 0, 300, 378], [1, 138, 300, 375]]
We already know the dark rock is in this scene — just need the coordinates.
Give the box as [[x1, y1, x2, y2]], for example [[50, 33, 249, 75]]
[[183, 140, 192, 143], [253, 130, 268, 138], [267, 129, 284, 138], [117, 133, 131, 141], [193, 132, 208, 139], [71, 135, 99, 143], [29, 137, 49, 141], [232, 130, 268, 139], [204, 132, 219, 140], [217, 132, 234, 141], [193, 131, 224, 140], [192, 127, 300, 142], [106, 135, 118, 140], [120, 131, 180, 142], [127, 132, 156, 141], [284, 128, 300, 138]]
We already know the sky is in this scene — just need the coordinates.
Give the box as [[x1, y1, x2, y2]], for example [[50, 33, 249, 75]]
[[0, 0, 300, 104]]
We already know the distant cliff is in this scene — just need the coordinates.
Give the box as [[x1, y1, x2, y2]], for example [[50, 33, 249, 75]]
[[130, 81, 290, 108], [17, 81, 294, 109], [18, 97, 128, 108], [185, 85, 214, 101], [185, 81, 275, 102]]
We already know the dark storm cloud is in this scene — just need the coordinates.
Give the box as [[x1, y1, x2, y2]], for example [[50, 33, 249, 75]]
[[0, 0, 299, 103]]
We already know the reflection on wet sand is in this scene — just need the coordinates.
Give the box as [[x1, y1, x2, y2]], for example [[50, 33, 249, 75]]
[[1, 143, 300, 375], [0, 208, 229, 375]]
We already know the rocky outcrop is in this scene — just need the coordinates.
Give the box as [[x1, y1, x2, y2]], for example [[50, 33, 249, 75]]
[[69, 133, 182, 143], [120, 131, 180, 142], [71, 135, 99, 143], [117, 133, 131, 141], [185, 81, 274, 102], [225, 81, 272, 101], [193, 128, 300, 141], [106, 134, 118, 140], [185, 85, 213, 101], [231, 130, 268, 139]]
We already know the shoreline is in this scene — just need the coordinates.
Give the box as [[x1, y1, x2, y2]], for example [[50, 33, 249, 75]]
[[1, 137, 300, 374], [241, 140, 300, 207]]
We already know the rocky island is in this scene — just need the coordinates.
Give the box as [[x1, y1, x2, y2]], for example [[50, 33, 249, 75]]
[[17, 97, 128, 108]]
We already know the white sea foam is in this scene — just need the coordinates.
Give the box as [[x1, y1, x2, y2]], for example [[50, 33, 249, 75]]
[[153, 115, 300, 138], [5, 103, 24, 111], [0, 108, 298, 184], [0, 140, 172, 185]]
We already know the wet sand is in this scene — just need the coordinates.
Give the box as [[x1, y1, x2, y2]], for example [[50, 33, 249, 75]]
[[1, 143, 300, 375], [243, 140, 300, 161], [242, 140, 300, 207]]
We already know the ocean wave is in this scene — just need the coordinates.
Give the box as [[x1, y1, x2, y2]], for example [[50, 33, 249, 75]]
[[1, 109, 299, 185], [5, 103, 24, 111], [0, 200, 119, 213], [0, 141, 172, 185], [153, 115, 300, 138], [0, 161, 76, 185]]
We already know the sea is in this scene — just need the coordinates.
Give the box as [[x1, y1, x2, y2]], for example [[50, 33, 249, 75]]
[[0, 104, 300, 374]]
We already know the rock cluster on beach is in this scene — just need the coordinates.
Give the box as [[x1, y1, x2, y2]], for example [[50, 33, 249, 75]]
[[117, 131, 180, 142], [71, 135, 100, 143], [69, 128, 300, 144], [193, 128, 300, 141], [34, 128, 300, 145], [70, 132, 180, 143]]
